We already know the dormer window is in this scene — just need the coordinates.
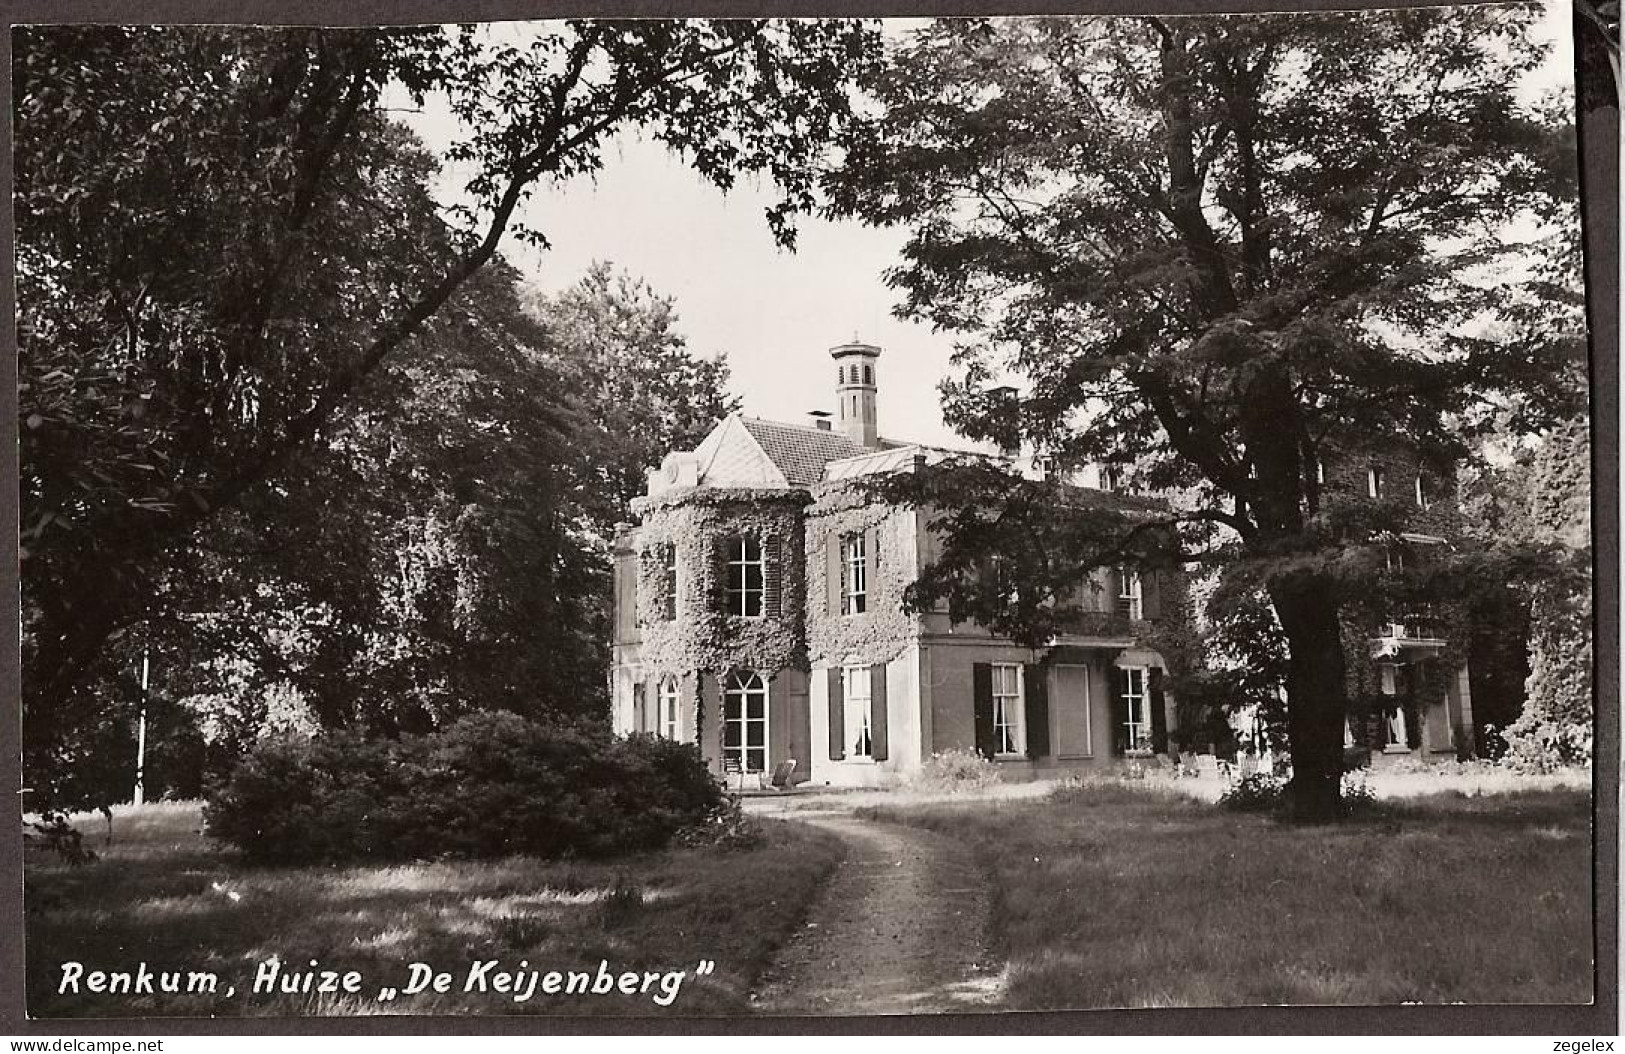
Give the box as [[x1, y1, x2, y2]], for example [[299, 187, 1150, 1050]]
[[725, 536, 764, 617], [1367, 466, 1385, 499]]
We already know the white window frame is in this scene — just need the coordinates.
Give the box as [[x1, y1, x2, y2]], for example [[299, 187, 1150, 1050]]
[[1122, 666, 1151, 751], [842, 532, 868, 615], [722, 671, 768, 773], [659, 676, 681, 741], [726, 536, 764, 618], [1385, 707, 1410, 750], [842, 663, 873, 761], [1117, 569, 1143, 620], [1415, 475, 1431, 509], [992, 663, 1026, 757], [1368, 466, 1385, 499]]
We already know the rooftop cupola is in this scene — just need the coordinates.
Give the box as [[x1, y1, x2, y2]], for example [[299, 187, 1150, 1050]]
[[830, 340, 881, 448]]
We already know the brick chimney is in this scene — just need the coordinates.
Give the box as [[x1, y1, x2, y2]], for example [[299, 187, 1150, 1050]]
[[830, 340, 882, 448]]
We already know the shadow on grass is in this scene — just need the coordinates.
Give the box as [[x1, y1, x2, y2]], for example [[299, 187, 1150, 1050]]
[[858, 781, 1592, 1009], [26, 803, 844, 1019]]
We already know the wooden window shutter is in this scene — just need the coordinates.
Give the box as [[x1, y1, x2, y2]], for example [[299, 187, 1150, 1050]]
[[972, 663, 996, 760], [1110, 666, 1130, 755], [632, 682, 647, 733], [827, 667, 846, 760], [763, 535, 783, 618], [712, 537, 733, 613], [867, 524, 882, 572], [869, 663, 889, 762], [1149, 667, 1168, 754], [826, 532, 844, 616], [1023, 663, 1050, 759], [1142, 569, 1162, 621], [662, 543, 678, 621], [698, 672, 721, 768], [679, 672, 696, 743]]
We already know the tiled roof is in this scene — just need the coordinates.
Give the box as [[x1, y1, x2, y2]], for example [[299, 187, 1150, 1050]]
[[738, 417, 869, 486], [823, 444, 966, 480]]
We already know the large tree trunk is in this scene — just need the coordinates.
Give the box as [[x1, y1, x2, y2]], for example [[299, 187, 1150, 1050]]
[[1269, 573, 1349, 822]]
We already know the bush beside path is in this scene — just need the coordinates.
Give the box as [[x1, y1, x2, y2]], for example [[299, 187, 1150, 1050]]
[[26, 801, 843, 1017]]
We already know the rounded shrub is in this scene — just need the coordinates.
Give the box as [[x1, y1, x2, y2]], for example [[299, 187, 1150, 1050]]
[[907, 747, 1001, 794], [204, 713, 724, 865], [1216, 772, 1285, 812]]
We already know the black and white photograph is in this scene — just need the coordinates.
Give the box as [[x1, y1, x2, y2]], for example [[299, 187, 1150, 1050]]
[[11, 0, 1613, 1029]]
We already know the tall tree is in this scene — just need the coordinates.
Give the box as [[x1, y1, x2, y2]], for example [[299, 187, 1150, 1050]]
[[828, 10, 1578, 818], [524, 261, 739, 528], [18, 20, 881, 770]]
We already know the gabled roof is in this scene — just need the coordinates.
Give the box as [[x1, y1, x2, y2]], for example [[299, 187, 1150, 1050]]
[[737, 416, 869, 486]]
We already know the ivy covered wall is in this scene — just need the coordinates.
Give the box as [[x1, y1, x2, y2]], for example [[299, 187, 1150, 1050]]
[[627, 486, 809, 680], [804, 482, 920, 669]]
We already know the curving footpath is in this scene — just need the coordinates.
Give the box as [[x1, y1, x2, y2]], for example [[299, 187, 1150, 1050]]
[[750, 813, 1005, 1016]]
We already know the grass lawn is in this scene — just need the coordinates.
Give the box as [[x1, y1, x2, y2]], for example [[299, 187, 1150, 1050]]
[[26, 801, 843, 1018], [859, 782, 1593, 1009]]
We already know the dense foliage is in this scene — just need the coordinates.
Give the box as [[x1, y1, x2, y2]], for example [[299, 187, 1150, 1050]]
[[1502, 418, 1594, 769], [19, 20, 880, 811], [204, 713, 726, 864], [828, 10, 1580, 817]]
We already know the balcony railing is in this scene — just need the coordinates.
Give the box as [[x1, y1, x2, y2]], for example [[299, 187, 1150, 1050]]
[[1380, 613, 1448, 641]]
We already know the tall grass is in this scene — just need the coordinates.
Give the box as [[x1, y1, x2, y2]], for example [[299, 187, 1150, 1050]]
[[859, 785, 1592, 1008], [26, 802, 843, 1018]]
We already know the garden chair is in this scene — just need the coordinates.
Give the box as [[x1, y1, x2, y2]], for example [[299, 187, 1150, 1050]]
[[722, 757, 748, 794], [764, 758, 798, 792]]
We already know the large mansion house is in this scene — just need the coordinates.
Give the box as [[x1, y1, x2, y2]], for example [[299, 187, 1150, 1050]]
[[610, 341, 1475, 785]]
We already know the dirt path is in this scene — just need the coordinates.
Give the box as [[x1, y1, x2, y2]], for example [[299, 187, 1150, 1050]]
[[750, 813, 1004, 1016]]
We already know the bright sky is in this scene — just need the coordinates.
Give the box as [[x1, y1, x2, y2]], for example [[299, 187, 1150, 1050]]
[[402, 3, 1575, 454]]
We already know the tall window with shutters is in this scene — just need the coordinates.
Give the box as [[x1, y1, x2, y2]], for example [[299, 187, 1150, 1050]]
[[992, 663, 1025, 756], [842, 531, 867, 615], [1122, 666, 1150, 751], [842, 664, 873, 759], [1117, 569, 1143, 620], [725, 535, 764, 617]]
